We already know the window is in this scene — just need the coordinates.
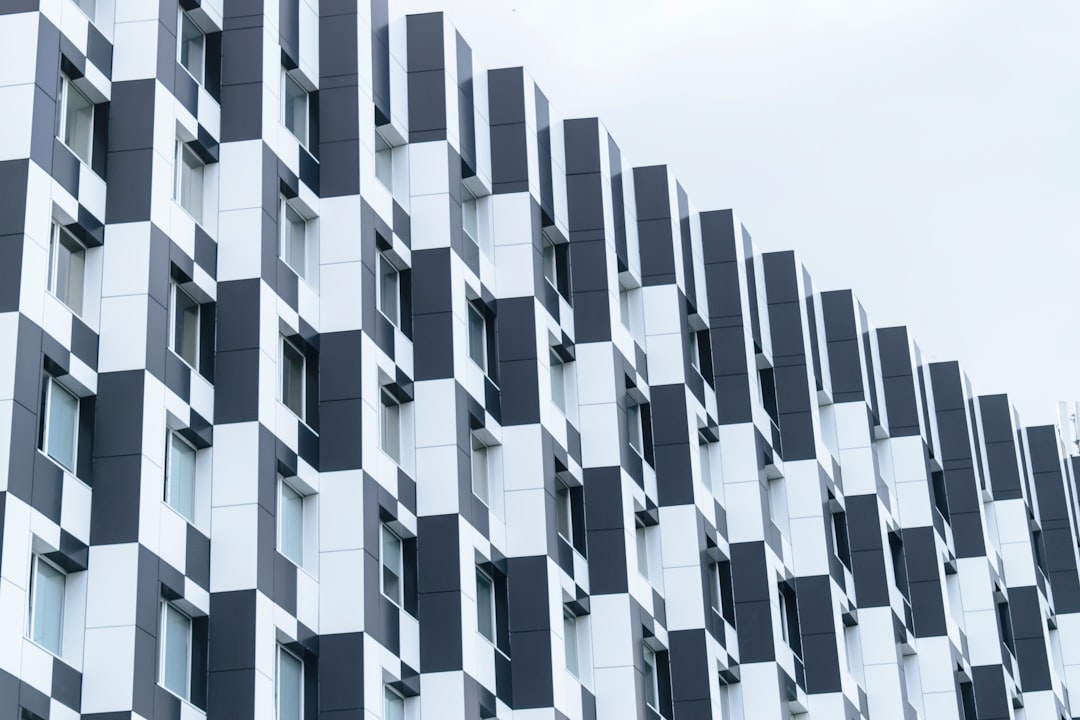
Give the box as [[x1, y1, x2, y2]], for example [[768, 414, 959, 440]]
[[47, 222, 85, 315], [178, 11, 205, 84], [281, 337, 305, 419], [778, 583, 802, 656], [170, 282, 200, 368], [472, 436, 490, 505], [28, 555, 65, 655], [627, 401, 643, 456], [279, 477, 304, 566], [377, 252, 400, 326], [282, 71, 309, 145], [543, 234, 558, 288], [689, 329, 700, 371], [550, 351, 566, 412], [384, 687, 405, 720], [280, 197, 308, 280], [59, 74, 93, 165], [277, 646, 303, 720], [165, 431, 197, 522], [375, 128, 393, 190], [174, 140, 204, 223], [619, 287, 631, 328], [467, 303, 487, 370], [643, 645, 659, 709], [556, 481, 572, 542], [831, 510, 851, 569], [564, 610, 579, 677], [380, 390, 401, 462], [636, 521, 650, 579], [476, 568, 495, 643], [462, 185, 478, 250], [41, 376, 78, 472], [159, 602, 192, 700], [74, 0, 95, 20], [698, 431, 714, 489], [381, 524, 402, 606], [710, 560, 736, 626]]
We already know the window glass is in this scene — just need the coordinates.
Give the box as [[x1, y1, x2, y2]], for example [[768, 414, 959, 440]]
[[49, 224, 85, 314], [378, 254, 399, 326], [476, 570, 494, 642], [283, 73, 308, 144], [375, 130, 393, 190], [280, 481, 304, 565], [176, 142, 204, 222], [467, 305, 486, 368], [472, 439, 489, 504], [643, 646, 658, 708], [172, 285, 200, 367], [543, 237, 558, 287], [462, 186, 478, 247], [381, 525, 402, 605], [282, 339, 305, 417], [75, 0, 95, 19], [31, 557, 65, 655], [179, 12, 205, 83], [619, 287, 631, 328], [627, 402, 643, 455], [550, 353, 566, 411], [380, 392, 401, 462], [167, 433, 197, 522], [564, 611, 579, 677], [162, 603, 191, 698], [45, 379, 78, 471], [282, 200, 307, 278], [384, 687, 405, 720], [636, 523, 649, 579], [62, 78, 93, 165], [278, 648, 302, 720]]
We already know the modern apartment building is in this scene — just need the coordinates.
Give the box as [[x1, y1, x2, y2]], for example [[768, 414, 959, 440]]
[[2, 1, 1079, 719]]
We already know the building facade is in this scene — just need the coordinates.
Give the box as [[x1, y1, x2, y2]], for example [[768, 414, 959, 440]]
[[2, 1, 1080, 719]]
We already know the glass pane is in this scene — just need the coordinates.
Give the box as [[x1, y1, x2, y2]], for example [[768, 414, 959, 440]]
[[281, 482, 304, 565], [180, 14, 204, 83], [636, 526, 649, 578], [54, 227, 85, 314], [381, 398, 400, 461], [382, 526, 401, 603], [462, 188, 477, 244], [76, 0, 95, 17], [282, 340, 304, 416], [468, 306, 485, 367], [278, 649, 302, 720], [47, 381, 78, 471], [378, 255, 398, 325], [627, 404, 642, 453], [643, 648, 657, 707], [384, 688, 405, 720], [284, 75, 308, 143], [283, 203, 306, 278], [700, 442, 712, 489], [550, 358, 565, 411], [64, 81, 93, 164], [32, 559, 64, 654], [619, 288, 631, 328], [375, 132, 393, 189], [168, 434, 196, 522], [543, 241, 557, 285], [476, 572, 494, 642], [472, 444, 488, 503], [180, 145, 204, 222], [556, 486, 571, 540], [564, 614, 578, 677], [163, 604, 191, 698], [173, 286, 200, 367]]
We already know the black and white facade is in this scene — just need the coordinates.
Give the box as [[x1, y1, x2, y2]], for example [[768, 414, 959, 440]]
[[2, 1, 1080, 719]]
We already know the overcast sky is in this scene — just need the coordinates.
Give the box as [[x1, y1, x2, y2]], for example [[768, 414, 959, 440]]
[[392, 0, 1080, 428]]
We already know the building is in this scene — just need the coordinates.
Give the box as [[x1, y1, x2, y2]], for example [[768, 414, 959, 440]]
[[1, 1, 1079, 718]]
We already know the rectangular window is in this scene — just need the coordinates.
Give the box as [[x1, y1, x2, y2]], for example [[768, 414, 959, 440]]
[[174, 141, 204, 223], [380, 391, 401, 463], [28, 555, 65, 655], [476, 569, 495, 643], [550, 352, 566, 412], [280, 197, 308, 280], [41, 377, 78, 472], [627, 401, 643, 456], [381, 524, 402, 606], [556, 481, 572, 542], [462, 186, 478, 250], [160, 602, 192, 700], [698, 431, 713, 489], [543, 234, 558, 288], [688, 329, 700, 370], [467, 303, 487, 369], [277, 646, 303, 720], [282, 72, 309, 146], [564, 611, 579, 677], [170, 283, 200, 368], [643, 645, 659, 709], [281, 337, 305, 419], [165, 431, 197, 522], [59, 74, 93, 165], [619, 287, 631, 328], [636, 521, 649, 580], [384, 687, 405, 720], [472, 437, 489, 505], [375, 128, 393, 190], [377, 252, 400, 326], [47, 222, 85, 315], [279, 477, 304, 566], [178, 11, 205, 84]]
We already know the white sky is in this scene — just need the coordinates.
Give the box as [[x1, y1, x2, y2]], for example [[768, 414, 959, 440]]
[[391, 0, 1080, 427]]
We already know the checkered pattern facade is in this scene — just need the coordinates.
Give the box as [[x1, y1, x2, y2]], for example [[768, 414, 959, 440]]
[[2, 2, 1080, 719]]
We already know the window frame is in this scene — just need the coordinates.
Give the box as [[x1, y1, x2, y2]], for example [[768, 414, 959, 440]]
[[635, 521, 650, 580], [41, 376, 79, 473], [563, 609, 580, 678], [384, 686, 405, 720], [276, 645, 304, 720], [380, 523, 403, 607], [462, 185, 479, 251], [177, 9, 206, 85], [643, 644, 659, 710], [377, 252, 400, 327], [58, 73, 94, 166], [281, 336, 306, 420], [476, 568, 496, 643], [278, 475, 305, 567], [169, 281, 201, 369], [281, 70, 310, 147], [279, 196, 309, 280], [550, 351, 566, 413], [158, 601, 193, 701], [467, 303, 487, 370], [174, 139, 205, 224], [379, 390, 401, 463], [28, 553, 66, 656], [471, 436, 490, 505], [556, 480, 573, 543], [375, 127, 394, 191], [47, 221, 86, 315], [164, 430, 198, 523], [627, 401, 643, 456]]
